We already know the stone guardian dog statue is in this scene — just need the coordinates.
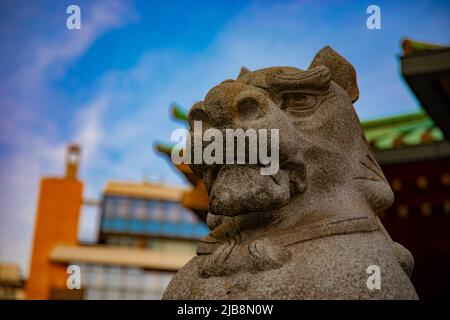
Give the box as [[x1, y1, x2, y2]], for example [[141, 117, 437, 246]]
[[163, 46, 418, 299]]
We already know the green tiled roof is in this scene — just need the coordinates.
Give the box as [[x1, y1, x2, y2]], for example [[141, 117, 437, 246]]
[[157, 105, 444, 152], [362, 110, 444, 149], [155, 143, 174, 156], [402, 38, 450, 56], [170, 103, 188, 121]]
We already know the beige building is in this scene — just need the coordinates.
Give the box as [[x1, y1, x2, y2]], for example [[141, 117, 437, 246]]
[[0, 263, 25, 300], [25, 144, 209, 299], [48, 180, 208, 299]]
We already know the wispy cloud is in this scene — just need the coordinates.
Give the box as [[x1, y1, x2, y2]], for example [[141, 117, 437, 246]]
[[0, 0, 137, 275], [12, 0, 136, 90], [74, 95, 110, 163]]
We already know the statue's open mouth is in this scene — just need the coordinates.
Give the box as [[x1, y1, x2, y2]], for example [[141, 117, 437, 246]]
[[206, 164, 303, 216]]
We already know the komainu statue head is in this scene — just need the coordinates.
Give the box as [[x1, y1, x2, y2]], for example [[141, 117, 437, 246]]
[[163, 46, 418, 300]]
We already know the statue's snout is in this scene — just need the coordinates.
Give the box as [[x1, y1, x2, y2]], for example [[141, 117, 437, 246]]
[[188, 81, 271, 130]]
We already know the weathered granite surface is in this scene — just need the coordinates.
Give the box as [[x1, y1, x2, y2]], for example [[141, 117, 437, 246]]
[[163, 46, 418, 299]]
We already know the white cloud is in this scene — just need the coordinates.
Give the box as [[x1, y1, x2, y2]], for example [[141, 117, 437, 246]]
[[74, 95, 110, 163], [14, 0, 137, 91], [0, 0, 137, 276]]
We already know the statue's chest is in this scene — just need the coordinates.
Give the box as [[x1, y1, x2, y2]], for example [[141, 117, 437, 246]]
[[196, 238, 292, 279], [189, 251, 301, 299], [194, 272, 254, 299]]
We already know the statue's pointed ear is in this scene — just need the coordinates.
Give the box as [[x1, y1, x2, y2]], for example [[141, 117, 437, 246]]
[[309, 46, 359, 102], [237, 67, 251, 79]]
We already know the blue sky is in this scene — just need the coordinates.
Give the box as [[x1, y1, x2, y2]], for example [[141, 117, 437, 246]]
[[0, 0, 449, 275]]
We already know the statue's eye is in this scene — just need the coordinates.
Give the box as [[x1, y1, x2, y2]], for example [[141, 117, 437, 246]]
[[282, 92, 318, 112], [297, 94, 309, 104], [236, 97, 260, 121]]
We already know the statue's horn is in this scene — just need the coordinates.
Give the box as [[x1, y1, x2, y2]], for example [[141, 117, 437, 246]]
[[237, 67, 251, 79], [309, 46, 359, 102]]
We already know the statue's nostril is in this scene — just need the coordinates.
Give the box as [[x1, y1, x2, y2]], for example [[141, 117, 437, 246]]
[[189, 107, 210, 129], [236, 97, 260, 122]]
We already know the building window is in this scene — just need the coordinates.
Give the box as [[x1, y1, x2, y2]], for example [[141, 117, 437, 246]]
[[74, 263, 175, 300], [116, 198, 130, 218]]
